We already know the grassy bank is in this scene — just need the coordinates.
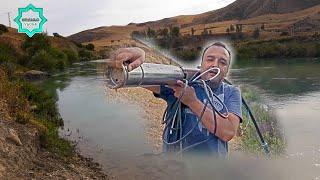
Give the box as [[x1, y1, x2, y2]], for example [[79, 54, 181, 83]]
[[0, 67, 74, 157], [239, 86, 286, 156], [0, 27, 96, 157]]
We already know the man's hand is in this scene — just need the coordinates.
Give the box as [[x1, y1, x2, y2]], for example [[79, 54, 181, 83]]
[[109, 47, 145, 72], [169, 80, 240, 142], [168, 80, 198, 107]]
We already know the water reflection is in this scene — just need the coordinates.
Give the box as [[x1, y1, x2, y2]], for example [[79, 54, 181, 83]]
[[230, 58, 320, 180], [231, 58, 320, 98]]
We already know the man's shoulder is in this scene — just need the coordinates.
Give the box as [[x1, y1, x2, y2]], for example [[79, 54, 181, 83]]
[[222, 82, 241, 96], [222, 82, 240, 91]]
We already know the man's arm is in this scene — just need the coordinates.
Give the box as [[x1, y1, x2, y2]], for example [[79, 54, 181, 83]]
[[168, 80, 240, 142], [188, 99, 240, 142]]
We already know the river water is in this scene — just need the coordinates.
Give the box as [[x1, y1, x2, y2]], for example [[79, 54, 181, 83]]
[[41, 58, 320, 179]]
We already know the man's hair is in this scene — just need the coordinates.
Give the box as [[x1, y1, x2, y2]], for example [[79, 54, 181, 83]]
[[201, 42, 231, 63]]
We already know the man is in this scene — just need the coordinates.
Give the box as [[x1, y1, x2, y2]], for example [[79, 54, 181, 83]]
[[112, 42, 242, 157]]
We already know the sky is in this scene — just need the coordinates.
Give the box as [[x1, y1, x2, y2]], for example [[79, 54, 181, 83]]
[[0, 0, 236, 36]]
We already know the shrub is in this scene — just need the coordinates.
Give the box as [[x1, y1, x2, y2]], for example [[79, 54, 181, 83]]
[[24, 33, 51, 56], [237, 46, 258, 59], [85, 43, 95, 51], [78, 49, 93, 61], [174, 49, 199, 61], [170, 26, 180, 38], [257, 42, 281, 58], [286, 42, 307, 57], [30, 50, 56, 72], [19, 80, 62, 125], [280, 31, 289, 36], [315, 43, 320, 57], [0, 43, 17, 64], [0, 24, 8, 35], [63, 49, 79, 64]]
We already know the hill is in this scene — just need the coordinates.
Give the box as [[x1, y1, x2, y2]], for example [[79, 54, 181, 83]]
[[67, 0, 320, 48]]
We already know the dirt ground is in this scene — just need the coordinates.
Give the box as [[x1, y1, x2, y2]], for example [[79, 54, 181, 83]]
[[0, 110, 108, 179]]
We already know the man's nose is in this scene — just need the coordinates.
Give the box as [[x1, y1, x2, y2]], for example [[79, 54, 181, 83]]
[[211, 59, 219, 67]]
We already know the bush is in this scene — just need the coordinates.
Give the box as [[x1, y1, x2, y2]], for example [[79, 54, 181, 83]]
[[315, 43, 320, 57], [170, 26, 180, 38], [286, 42, 307, 57], [63, 49, 79, 64], [78, 49, 93, 61], [0, 24, 8, 35], [19, 80, 62, 125], [30, 50, 56, 72], [85, 43, 94, 51], [280, 31, 289, 36], [49, 48, 68, 69], [257, 42, 281, 58], [237, 46, 258, 59], [0, 43, 17, 64], [24, 33, 51, 56], [174, 49, 199, 61]]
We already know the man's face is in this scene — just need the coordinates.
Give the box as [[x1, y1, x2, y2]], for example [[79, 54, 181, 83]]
[[200, 45, 230, 84]]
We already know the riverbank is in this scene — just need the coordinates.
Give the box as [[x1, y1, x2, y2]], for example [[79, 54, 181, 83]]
[[0, 115, 107, 179]]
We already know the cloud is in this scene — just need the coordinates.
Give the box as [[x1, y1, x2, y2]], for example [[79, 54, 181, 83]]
[[0, 0, 235, 36]]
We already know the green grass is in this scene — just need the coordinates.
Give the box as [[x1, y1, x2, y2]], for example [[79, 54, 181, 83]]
[[239, 86, 286, 156], [38, 118, 74, 157], [237, 39, 320, 59], [0, 67, 73, 157]]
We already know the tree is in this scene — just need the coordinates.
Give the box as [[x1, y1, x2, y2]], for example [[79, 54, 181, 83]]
[[230, 24, 235, 32], [53, 33, 63, 38], [157, 28, 168, 38], [170, 26, 180, 38], [147, 27, 156, 38], [191, 28, 195, 36], [85, 43, 95, 51], [0, 24, 8, 35], [236, 24, 243, 33], [226, 28, 230, 34]]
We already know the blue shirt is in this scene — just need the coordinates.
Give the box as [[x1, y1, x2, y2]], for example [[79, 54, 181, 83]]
[[154, 81, 242, 157]]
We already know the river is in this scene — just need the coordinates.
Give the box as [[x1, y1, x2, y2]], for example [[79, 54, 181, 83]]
[[41, 58, 320, 179]]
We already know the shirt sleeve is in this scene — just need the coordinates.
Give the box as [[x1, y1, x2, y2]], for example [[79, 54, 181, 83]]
[[225, 86, 243, 123], [153, 84, 176, 103]]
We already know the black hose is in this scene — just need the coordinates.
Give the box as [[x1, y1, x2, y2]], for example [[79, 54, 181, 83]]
[[223, 79, 270, 155]]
